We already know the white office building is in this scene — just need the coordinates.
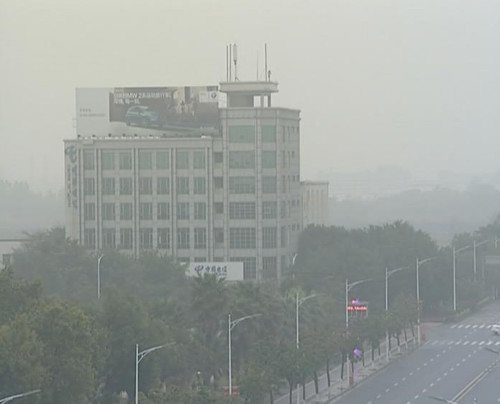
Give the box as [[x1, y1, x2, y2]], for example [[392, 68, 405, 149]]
[[64, 80, 302, 281]]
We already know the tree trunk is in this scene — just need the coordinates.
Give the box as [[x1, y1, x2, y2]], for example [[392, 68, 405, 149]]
[[378, 342, 381, 356], [326, 359, 331, 387], [314, 371, 319, 394], [396, 332, 400, 347], [388, 335, 392, 351], [410, 321, 415, 338], [362, 349, 365, 366], [302, 378, 306, 400], [404, 326, 408, 343], [270, 389, 274, 404], [289, 382, 293, 404]]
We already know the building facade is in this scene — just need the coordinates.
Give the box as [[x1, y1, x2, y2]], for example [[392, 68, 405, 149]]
[[301, 181, 329, 228], [64, 81, 301, 281]]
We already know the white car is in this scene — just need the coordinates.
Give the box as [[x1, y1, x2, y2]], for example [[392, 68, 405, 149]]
[[492, 325, 500, 335]]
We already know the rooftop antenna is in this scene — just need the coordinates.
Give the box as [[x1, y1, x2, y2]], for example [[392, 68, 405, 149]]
[[229, 44, 232, 82], [226, 45, 229, 82], [265, 43, 268, 82], [233, 44, 238, 81]]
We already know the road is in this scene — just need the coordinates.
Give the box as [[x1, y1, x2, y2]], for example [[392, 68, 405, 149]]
[[332, 300, 500, 404]]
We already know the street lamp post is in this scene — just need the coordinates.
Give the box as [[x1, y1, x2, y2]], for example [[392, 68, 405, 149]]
[[228, 313, 261, 400], [97, 254, 104, 299], [473, 240, 489, 282], [0, 390, 41, 404], [416, 257, 435, 345], [135, 342, 174, 404], [345, 278, 371, 386], [385, 266, 409, 362], [453, 245, 470, 312], [295, 292, 317, 404]]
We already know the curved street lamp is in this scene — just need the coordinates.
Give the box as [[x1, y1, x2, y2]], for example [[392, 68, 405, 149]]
[[135, 342, 175, 404], [416, 257, 436, 345], [0, 390, 41, 404], [453, 245, 470, 312], [228, 313, 261, 400], [97, 254, 104, 299]]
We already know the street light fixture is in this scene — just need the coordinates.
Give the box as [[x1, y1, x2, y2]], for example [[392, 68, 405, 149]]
[[473, 240, 489, 281], [97, 254, 104, 299], [135, 342, 175, 404], [453, 245, 471, 312], [416, 257, 435, 345], [385, 266, 409, 362], [295, 292, 317, 404], [228, 313, 261, 400], [0, 390, 41, 404]]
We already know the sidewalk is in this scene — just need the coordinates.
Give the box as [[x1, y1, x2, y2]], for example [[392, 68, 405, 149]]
[[274, 335, 417, 404]]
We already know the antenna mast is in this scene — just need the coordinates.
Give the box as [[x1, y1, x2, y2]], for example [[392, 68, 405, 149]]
[[265, 43, 268, 82], [233, 44, 238, 81]]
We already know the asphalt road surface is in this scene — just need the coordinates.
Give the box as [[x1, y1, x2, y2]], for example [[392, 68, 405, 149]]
[[332, 300, 500, 404]]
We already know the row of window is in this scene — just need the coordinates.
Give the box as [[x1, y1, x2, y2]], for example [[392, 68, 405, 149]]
[[83, 150, 206, 171], [84, 201, 286, 221], [83, 226, 284, 250], [84, 201, 207, 221], [228, 125, 277, 143], [85, 176, 207, 196], [85, 175, 286, 196]]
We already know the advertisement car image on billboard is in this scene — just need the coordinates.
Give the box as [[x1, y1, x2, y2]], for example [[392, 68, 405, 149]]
[[76, 86, 219, 136]]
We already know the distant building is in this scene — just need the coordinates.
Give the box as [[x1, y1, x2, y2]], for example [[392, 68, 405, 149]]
[[0, 239, 25, 270], [301, 181, 329, 227], [64, 80, 302, 281]]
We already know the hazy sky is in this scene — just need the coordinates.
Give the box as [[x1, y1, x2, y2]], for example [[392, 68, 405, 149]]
[[1, 0, 500, 192]]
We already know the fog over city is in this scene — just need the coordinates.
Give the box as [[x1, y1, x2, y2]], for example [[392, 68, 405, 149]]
[[2, 0, 500, 193]]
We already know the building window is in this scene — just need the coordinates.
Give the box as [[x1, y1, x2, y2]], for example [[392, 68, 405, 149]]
[[176, 177, 190, 194], [262, 176, 277, 194], [120, 177, 132, 195], [280, 201, 287, 218], [102, 228, 116, 249], [281, 176, 287, 193], [229, 202, 256, 219], [102, 203, 115, 221], [83, 151, 95, 170], [176, 228, 190, 249], [101, 151, 115, 170], [262, 201, 277, 219], [230, 228, 256, 249], [176, 202, 190, 220], [214, 202, 224, 214], [214, 177, 223, 189], [213, 152, 223, 164], [261, 125, 277, 143], [228, 126, 255, 143], [157, 177, 170, 194], [214, 228, 224, 245], [194, 228, 207, 249], [157, 228, 170, 249], [262, 151, 276, 169], [156, 151, 169, 169], [193, 151, 205, 169], [281, 226, 287, 248], [119, 152, 132, 170], [194, 257, 206, 263], [194, 202, 206, 220], [140, 228, 153, 249], [229, 177, 255, 194], [193, 177, 206, 194], [84, 203, 95, 221], [176, 151, 189, 169], [262, 227, 277, 248], [139, 203, 152, 220], [263, 257, 277, 279], [157, 202, 170, 220], [231, 257, 256, 280], [84, 228, 96, 249], [139, 177, 153, 195], [120, 228, 133, 249], [84, 178, 95, 195], [229, 151, 255, 169], [120, 203, 133, 220], [139, 151, 152, 170], [102, 178, 115, 195]]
